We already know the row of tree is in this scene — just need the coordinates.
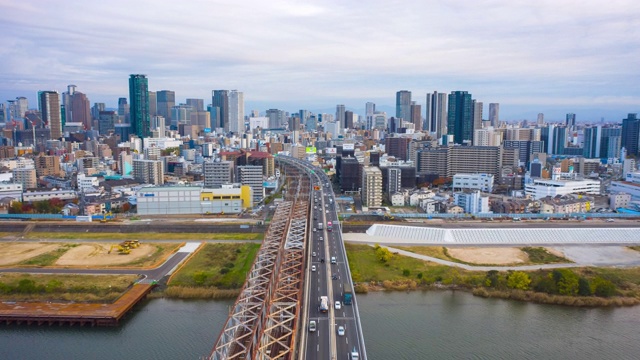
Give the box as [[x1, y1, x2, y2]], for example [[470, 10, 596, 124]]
[[485, 269, 617, 297]]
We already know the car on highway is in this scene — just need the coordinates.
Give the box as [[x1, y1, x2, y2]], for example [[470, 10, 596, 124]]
[[311, 265, 316, 272], [330, 256, 336, 264], [337, 325, 345, 336], [312, 251, 316, 257], [335, 301, 341, 310], [606, 218, 615, 222], [309, 320, 316, 332], [350, 348, 359, 360], [326, 210, 329, 213]]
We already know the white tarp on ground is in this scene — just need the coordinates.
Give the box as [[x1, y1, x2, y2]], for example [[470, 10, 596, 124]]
[[178, 242, 201, 253], [361, 224, 640, 245]]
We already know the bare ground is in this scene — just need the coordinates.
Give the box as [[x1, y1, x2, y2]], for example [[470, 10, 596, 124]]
[[0, 243, 61, 266], [446, 247, 528, 265], [55, 243, 157, 266]]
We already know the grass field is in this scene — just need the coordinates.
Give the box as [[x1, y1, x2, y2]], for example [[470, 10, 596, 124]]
[[169, 243, 260, 290], [0, 273, 139, 302], [24, 232, 263, 241], [395, 246, 570, 266], [345, 243, 481, 286]]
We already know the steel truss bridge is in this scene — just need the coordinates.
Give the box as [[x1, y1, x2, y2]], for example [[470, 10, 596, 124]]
[[209, 160, 312, 359]]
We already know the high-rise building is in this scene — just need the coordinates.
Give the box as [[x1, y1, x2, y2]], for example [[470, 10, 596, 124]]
[[204, 160, 234, 188], [212, 90, 230, 130], [157, 90, 175, 126], [385, 136, 411, 160], [38, 91, 62, 139], [537, 113, 544, 126], [34, 155, 61, 177], [365, 102, 375, 116], [622, 114, 640, 156], [472, 100, 483, 140], [426, 91, 447, 139], [566, 113, 576, 129], [489, 103, 499, 127], [228, 90, 244, 134], [133, 159, 164, 185], [129, 74, 151, 138], [410, 103, 422, 131], [266, 109, 286, 129], [345, 110, 354, 129], [395, 90, 411, 121], [601, 127, 622, 159], [336, 105, 346, 128], [148, 91, 157, 116], [151, 116, 166, 134], [237, 165, 263, 204], [118, 98, 129, 122], [15, 97, 28, 119], [70, 91, 91, 130], [387, 167, 402, 195], [372, 112, 387, 131], [186, 98, 204, 112], [583, 126, 601, 158], [91, 103, 105, 120], [98, 111, 117, 135], [13, 167, 37, 189], [447, 91, 473, 144], [0, 104, 6, 123], [362, 166, 383, 207]]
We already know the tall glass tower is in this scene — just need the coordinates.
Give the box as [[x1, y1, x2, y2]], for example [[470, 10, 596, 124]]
[[447, 91, 473, 145], [129, 74, 150, 138]]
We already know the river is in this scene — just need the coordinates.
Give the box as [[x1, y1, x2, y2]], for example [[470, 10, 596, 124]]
[[1, 291, 640, 359]]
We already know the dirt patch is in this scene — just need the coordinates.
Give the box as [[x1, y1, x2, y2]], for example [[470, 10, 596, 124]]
[[55, 243, 156, 266], [446, 247, 528, 265], [545, 247, 566, 258], [0, 243, 61, 266]]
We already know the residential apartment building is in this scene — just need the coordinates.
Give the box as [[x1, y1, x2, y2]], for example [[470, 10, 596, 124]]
[[133, 159, 164, 185], [362, 166, 382, 207]]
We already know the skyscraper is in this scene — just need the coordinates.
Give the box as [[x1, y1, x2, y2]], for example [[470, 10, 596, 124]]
[[157, 90, 175, 126], [129, 74, 151, 138], [38, 91, 62, 139], [186, 98, 204, 112], [472, 100, 483, 141], [148, 91, 157, 116], [426, 91, 447, 139], [345, 111, 354, 129], [15, 97, 28, 119], [365, 102, 376, 130], [118, 97, 129, 121], [266, 109, 286, 129], [566, 113, 576, 129], [410, 103, 422, 131], [395, 90, 411, 120], [212, 90, 229, 130], [336, 104, 346, 127], [489, 103, 499, 127], [537, 113, 544, 126], [583, 126, 601, 158], [622, 113, 640, 156], [70, 91, 91, 130], [447, 91, 473, 144], [228, 90, 244, 134]]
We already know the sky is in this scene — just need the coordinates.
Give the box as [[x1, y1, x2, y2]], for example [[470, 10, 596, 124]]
[[1, 0, 639, 122]]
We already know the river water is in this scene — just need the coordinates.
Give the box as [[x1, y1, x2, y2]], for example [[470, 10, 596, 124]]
[[1, 291, 640, 359]]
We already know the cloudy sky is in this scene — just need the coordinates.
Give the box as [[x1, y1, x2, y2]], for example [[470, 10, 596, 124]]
[[1, 0, 639, 121]]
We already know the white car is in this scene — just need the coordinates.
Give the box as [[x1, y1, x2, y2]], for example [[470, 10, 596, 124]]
[[335, 301, 341, 310], [326, 210, 329, 213], [311, 265, 316, 272], [312, 252, 316, 257], [337, 326, 345, 336]]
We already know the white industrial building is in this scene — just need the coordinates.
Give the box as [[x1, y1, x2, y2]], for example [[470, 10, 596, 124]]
[[453, 190, 491, 214], [524, 178, 600, 200], [136, 185, 252, 215], [452, 173, 494, 192]]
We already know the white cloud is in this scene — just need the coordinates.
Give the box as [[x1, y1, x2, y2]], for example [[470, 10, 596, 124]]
[[0, 0, 639, 120]]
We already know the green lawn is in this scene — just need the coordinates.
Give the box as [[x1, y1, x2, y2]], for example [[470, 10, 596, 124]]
[[169, 243, 260, 289]]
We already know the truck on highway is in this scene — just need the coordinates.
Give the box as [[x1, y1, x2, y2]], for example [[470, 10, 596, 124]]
[[320, 296, 329, 312], [343, 282, 353, 305]]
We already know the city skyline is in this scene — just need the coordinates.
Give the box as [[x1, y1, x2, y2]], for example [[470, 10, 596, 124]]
[[1, 1, 639, 121]]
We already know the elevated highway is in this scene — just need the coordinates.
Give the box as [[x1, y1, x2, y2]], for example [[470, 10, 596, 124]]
[[208, 156, 366, 359]]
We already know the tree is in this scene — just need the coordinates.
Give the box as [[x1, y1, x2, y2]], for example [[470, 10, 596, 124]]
[[9, 201, 23, 214], [553, 269, 580, 296], [578, 277, 592, 296], [485, 270, 500, 288], [591, 277, 616, 297], [375, 246, 392, 263], [507, 271, 531, 290]]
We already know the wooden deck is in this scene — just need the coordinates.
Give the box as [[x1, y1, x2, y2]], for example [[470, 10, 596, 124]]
[[0, 283, 153, 326]]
